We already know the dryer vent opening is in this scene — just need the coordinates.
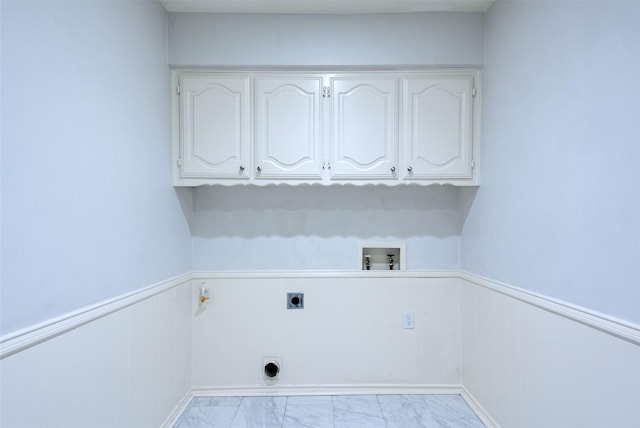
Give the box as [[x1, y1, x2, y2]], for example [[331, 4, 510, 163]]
[[264, 361, 280, 378]]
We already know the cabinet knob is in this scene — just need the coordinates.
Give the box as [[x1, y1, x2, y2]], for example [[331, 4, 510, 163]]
[[407, 166, 413, 172], [239, 165, 245, 172], [390, 166, 396, 173], [257, 166, 262, 172]]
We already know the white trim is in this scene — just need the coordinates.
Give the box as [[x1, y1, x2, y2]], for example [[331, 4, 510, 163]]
[[161, 389, 195, 428], [0, 272, 193, 359], [5, 270, 638, 361], [6, 268, 637, 428], [0, 270, 455, 360], [460, 271, 640, 346], [189, 384, 463, 397], [193, 270, 459, 280], [170, 66, 483, 74], [461, 386, 500, 428]]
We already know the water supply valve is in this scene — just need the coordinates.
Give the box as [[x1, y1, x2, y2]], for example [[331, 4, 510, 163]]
[[199, 283, 210, 304]]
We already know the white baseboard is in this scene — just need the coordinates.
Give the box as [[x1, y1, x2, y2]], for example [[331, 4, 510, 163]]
[[161, 389, 196, 428], [190, 384, 463, 397], [460, 386, 500, 428], [163, 384, 493, 428]]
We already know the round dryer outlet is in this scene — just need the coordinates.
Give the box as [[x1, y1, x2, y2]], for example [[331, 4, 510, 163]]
[[262, 357, 282, 383]]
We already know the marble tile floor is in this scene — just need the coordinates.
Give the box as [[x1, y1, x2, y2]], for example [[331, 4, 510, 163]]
[[174, 394, 485, 428]]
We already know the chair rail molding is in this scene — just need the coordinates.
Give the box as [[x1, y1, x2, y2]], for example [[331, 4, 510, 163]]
[[460, 271, 640, 346], [0, 272, 193, 359], [4, 270, 637, 360]]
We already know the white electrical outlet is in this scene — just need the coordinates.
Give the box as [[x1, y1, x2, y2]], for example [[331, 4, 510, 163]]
[[403, 311, 415, 329]]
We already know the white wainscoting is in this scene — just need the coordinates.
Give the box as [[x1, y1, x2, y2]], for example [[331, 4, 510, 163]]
[[461, 273, 640, 428], [190, 272, 463, 389], [4, 270, 639, 428], [0, 274, 193, 428]]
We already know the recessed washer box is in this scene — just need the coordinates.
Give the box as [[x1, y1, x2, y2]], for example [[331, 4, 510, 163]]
[[358, 241, 406, 271]]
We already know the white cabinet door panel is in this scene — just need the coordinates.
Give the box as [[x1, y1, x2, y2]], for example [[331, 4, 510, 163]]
[[403, 76, 474, 179], [180, 75, 250, 179], [331, 77, 398, 180], [255, 77, 323, 179]]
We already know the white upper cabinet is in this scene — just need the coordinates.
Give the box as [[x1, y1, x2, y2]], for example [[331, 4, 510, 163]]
[[330, 76, 399, 180], [403, 75, 475, 180], [177, 74, 250, 180], [255, 77, 324, 180], [172, 70, 479, 187]]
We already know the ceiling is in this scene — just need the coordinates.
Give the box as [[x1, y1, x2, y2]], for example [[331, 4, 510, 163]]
[[160, 0, 495, 14]]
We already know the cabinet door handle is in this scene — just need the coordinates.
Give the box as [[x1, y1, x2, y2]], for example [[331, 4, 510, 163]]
[[390, 166, 396, 173], [239, 165, 245, 172], [407, 166, 413, 172], [257, 166, 262, 172]]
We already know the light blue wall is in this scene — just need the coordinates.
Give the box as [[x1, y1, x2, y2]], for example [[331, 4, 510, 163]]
[[461, 1, 640, 323], [0, 0, 193, 335], [170, 11, 485, 271], [10, 1, 636, 331], [168, 12, 485, 66], [192, 186, 462, 271], [0, 7, 484, 335]]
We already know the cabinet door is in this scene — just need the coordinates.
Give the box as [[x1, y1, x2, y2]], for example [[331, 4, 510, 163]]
[[330, 77, 399, 180], [255, 77, 323, 180], [403, 76, 474, 179], [179, 75, 250, 179]]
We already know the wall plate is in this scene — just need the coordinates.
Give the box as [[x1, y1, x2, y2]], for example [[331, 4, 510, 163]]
[[287, 292, 304, 309], [262, 356, 282, 383]]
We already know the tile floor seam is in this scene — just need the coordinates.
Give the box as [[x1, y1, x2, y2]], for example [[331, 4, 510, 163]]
[[331, 395, 336, 428], [229, 397, 242, 428], [376, 394, 391, 428], [281, 396, 288, 428]]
